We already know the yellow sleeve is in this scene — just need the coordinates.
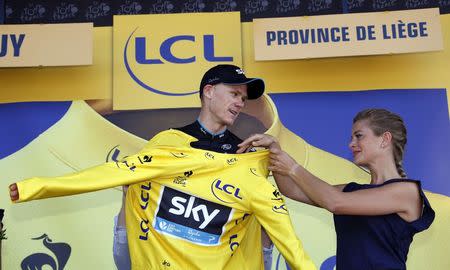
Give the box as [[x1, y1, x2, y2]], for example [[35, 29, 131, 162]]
[[14, 149, 199, 203], [13, 130, 201, 203], [250, 181, 317, 270]]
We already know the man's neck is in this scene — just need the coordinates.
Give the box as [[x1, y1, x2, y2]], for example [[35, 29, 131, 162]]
[[197, 113, 227, 135]]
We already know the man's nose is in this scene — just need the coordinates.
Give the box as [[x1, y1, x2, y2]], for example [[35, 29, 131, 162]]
[[235, 99, 245, 109]]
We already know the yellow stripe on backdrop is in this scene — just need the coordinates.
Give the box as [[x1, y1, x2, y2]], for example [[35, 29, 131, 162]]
[[0, 13, 449, 115]]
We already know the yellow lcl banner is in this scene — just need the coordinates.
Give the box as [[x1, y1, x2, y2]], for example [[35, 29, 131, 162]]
[[253, 8, 443, 60], [113, 12, 243, 110], [1, 13, 450, 113]]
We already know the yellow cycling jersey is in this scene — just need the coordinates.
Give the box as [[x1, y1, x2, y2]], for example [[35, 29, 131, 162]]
[[15, 129, 316, 270]]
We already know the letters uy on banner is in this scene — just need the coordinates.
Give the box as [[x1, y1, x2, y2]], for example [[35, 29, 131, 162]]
[[0, 23, 93, 67]]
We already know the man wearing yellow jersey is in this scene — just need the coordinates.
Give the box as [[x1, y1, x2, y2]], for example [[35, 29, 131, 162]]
[[113, 64, 275, 270], [10, 65, 316, 270]]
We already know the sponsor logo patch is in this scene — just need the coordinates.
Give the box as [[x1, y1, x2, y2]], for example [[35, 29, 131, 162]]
[[154, 187, 232, 245]]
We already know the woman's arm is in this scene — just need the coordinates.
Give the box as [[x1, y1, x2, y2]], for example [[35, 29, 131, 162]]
[[270, 148, 421, 221], [238, 134, 318, 205], [271, 172, 317, 205]]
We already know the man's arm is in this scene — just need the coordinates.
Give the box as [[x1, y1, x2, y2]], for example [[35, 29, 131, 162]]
[[249, 183, 317, 270]]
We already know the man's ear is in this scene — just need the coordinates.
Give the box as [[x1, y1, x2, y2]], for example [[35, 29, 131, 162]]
[[202, 85, 214, 100]]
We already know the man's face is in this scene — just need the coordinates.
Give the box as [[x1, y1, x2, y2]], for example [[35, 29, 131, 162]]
[[208, 83, 248, 126]]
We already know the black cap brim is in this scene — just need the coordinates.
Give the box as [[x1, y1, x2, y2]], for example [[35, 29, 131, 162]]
[[222, 78, 265, 100]]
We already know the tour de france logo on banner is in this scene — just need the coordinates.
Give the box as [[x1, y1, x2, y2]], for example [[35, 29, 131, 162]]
[[113, 12, 242, 110]]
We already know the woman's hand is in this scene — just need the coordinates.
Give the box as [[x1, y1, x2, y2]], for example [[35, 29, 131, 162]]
[[237, 134, 280, 153], [269, 148, 299, 176]]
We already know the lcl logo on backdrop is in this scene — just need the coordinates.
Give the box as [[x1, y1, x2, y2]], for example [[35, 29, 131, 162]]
[[123, 29, 233, 96], [114, 12, 243, 109]]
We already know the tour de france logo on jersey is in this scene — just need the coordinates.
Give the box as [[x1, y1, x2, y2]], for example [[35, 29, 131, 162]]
[[113, 12, 242, 109], [153, 186, 232, 246]]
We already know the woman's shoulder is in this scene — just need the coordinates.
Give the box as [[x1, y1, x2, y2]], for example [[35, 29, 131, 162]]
[[381, 179, 422, 199], [344, 179, 421, 197]]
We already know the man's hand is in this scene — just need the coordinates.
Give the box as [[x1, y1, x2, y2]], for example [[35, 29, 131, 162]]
[[9, 184, 18, 202], [237, 134, 280, 154]]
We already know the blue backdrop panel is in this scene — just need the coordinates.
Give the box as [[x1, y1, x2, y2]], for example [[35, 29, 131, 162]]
[[270, 89, 449, 196], [0, 89, 448, 197], [0, 101, 71, 160]]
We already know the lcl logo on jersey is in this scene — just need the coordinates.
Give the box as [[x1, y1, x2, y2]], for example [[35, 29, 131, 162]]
[[272, 204, 288, 215], [154, 187, 231, 245], [226, 157, 237, 165], [204, 152, 215, 160], [211, 179, 243, 204], [271, 188, 288, 214], [106, 145, 124, 162]]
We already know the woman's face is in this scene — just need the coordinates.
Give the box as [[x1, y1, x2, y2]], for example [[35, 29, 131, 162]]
[[349, 120, 385, 167]]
